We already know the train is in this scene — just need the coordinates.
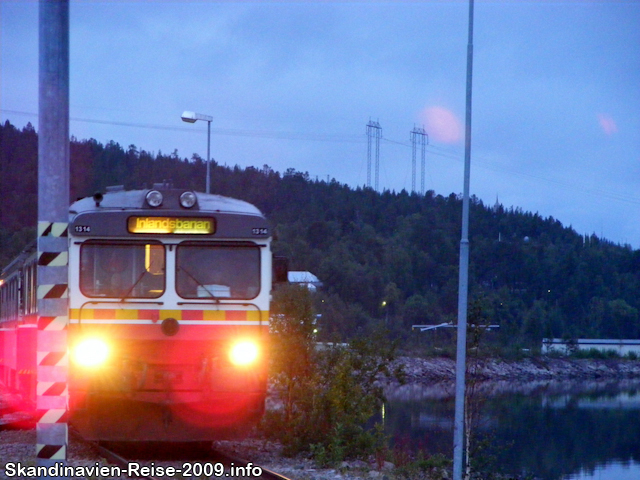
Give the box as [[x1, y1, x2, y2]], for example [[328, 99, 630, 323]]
[[0, 185, 281, 441]]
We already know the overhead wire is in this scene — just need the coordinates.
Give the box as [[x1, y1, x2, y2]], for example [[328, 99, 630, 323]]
[[381, 135, 640, 206], [3, 108, 639, 206], [1, 109, 363, 144]]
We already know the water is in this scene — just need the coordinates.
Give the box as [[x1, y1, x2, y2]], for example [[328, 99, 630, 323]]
[[383, 379, 640, 480]]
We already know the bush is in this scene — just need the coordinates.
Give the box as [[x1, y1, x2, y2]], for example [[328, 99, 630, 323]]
[[392, 450, 451, 479], [262, 284, 403, 464]]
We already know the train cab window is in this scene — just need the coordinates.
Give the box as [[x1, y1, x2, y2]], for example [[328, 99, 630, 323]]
[[80, 241, 165, 298], [176, 243, 260, 300]]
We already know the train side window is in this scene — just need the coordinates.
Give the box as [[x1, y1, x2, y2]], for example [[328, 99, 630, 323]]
[[80, 241, 165, 298], [176, 242, 260, 300]]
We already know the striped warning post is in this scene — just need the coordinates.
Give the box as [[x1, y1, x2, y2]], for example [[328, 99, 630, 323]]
[[38, 221, 69, 239], [39, 1, 69, 472], [37, 221, 69, 467]]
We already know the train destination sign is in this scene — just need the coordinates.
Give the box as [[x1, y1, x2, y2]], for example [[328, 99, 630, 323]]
[[128, 216, 215, 234]]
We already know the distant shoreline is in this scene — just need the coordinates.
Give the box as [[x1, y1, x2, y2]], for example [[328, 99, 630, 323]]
[[392, 355, 640, 383]]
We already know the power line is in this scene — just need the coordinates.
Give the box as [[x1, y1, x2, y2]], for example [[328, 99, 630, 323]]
[[383, 137, 640, 206], [3, 108, 638, 206], [1, 109, 364, 144]]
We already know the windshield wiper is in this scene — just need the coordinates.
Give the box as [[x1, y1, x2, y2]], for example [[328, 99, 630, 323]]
[[120, 270, 150, 302], [177, 266, 219, 302]]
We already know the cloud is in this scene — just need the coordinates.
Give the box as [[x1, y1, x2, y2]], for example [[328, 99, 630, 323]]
[[598, 114, 618, 136], [419, 106, 463, 144]]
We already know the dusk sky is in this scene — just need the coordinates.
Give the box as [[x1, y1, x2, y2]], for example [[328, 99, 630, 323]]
[[2, 1, 639, 247]]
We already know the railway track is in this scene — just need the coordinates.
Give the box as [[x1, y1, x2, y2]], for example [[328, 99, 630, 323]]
[[86, 440, 294, 480]]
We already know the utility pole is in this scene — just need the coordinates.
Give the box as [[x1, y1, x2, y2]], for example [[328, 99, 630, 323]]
[[420, 129, 428, 195], [366, 120, 382, 190], [411, 129, 417, 193], [37, 0, 69, 471], [453, 0, 475, 479], [410, 126, 428, 194]]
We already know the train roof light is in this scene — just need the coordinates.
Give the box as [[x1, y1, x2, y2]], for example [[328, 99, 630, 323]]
[[179, 191, 197, 209], [145, 190, 163, 208]]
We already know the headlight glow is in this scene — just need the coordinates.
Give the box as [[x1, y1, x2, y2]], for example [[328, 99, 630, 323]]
[[73, 338, 110, 368], [229, 340, 259, 367]]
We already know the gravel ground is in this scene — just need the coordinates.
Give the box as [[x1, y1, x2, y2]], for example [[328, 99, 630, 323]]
[[0, 428, 409, 480], [213, 439, 407, 480], [0, 428, 137, 480]]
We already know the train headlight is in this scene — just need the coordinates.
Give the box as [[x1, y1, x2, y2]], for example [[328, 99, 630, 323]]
[[72, 338, 110, 368], [229, 340, 259, 367], [179, 191, 197, 208], [145, 190, 163, 208]]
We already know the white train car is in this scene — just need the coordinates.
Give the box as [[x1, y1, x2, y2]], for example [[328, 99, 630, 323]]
[[1, 186, 275, 440]]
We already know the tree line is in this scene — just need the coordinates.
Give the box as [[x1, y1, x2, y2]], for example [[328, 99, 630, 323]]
[[1, 120, 639, 351]]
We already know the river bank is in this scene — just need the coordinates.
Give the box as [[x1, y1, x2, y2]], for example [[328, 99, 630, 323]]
[[391, 355, 640, 384]]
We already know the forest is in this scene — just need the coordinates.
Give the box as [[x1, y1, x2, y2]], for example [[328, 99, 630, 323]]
[[1, 120, 639, 352]]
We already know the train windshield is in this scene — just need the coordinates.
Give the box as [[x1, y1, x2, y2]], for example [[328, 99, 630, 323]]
[[176, 243, 260, 300], [80, 241, 165, 298]]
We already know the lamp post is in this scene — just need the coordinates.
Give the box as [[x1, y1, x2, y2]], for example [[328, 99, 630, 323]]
[[453, 1, 475, 479], [181, 110, 213, 194]]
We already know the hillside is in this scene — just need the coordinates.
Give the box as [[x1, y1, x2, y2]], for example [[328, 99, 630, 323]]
[[2, 120, 639, 349]]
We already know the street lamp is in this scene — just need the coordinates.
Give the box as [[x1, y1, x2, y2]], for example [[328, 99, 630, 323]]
[[453, 1, 475, 479], [181, 110, 213, 194]]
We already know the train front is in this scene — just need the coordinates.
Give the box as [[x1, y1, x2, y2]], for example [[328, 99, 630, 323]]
[[67, 187, 271, 441]]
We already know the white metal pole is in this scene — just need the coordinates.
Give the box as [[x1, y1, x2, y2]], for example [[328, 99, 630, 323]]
[[453, 0, 474, 479], [206, 120, 211, 194]]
